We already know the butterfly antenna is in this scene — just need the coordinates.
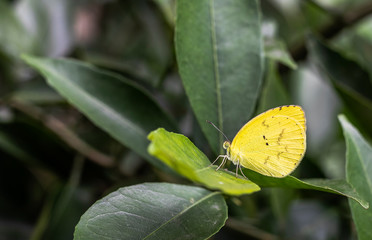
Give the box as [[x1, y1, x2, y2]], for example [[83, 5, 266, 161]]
[[206, 120, 230, 142]]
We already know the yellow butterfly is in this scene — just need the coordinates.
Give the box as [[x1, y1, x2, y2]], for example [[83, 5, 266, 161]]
[[209, 105, 306, 178]]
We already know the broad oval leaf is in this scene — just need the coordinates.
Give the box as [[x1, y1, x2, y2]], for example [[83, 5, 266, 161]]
[[74, 183, 227, 240], [22, 55, 176, 170], [175, 0, 263, 153], [148, 128, 261, 195], [241, 169, 369, 209], [339, 115, 372, 239]]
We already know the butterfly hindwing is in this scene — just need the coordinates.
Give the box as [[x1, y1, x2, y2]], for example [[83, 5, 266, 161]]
[[229, 105, 306, 177]]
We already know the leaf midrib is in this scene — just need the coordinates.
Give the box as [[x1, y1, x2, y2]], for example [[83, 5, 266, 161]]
[[143, 191, 221, 239], [209, 0, 223, 151], [38, 61, 147, 140], [347, 127, 372, 198]]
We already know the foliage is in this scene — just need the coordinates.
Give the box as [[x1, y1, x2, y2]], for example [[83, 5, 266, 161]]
[[1, 0, 372, 239]]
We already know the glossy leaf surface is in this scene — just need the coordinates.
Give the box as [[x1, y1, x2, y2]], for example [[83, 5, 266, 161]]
[[148, 128, 261, 195], [23, 55, 176, 170], [175, 0, 263, 153], [74, 183, 227, 240], [340, 115, 372, 239]]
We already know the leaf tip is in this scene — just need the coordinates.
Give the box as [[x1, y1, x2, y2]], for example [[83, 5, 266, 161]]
[[20, 53, 33, 63], [362, 201, 370, 209], [147, 128, 167, 156], [337, 114, 347, 124], [147, 128, 165, 141], [21, 54, 44, 68], [338, 114, 352, 134]]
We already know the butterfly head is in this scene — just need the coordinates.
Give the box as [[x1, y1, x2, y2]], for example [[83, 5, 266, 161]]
[[223, 140, 231, 157]]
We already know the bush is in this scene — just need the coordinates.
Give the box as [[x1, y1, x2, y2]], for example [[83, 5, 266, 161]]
[[1, 0, 372, 239]]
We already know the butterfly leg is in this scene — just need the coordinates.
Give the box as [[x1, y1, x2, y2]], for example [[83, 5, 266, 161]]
[[209, 155, 226, 167], [235, 162, 239, 177], [216, 156, 227, 171], [239, 164, 248, 179]]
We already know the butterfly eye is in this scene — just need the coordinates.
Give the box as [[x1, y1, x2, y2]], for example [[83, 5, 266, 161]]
[[223, 141, 230, 149]]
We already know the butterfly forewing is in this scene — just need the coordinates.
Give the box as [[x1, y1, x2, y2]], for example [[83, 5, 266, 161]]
[[230, 105, 306, 177]]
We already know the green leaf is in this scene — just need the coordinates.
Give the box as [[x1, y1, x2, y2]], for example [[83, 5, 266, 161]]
[[339, 115, 372, 239], [10, 80, 64, 104], [147, 127, 368, 208], [152, 0, 176, 26], [148, 128, 260, 195], [265, 39, 297, 70], [175, 0, 263, 153], [352, 36, 372, 79], [256, 60, 291, 113], [82, 1, 172, 87], [22, 55, 176, 170], [309, 37, 372, 135], [0, 1, 34, 57], [74, 183, 227, 240], [241, 169, 369, 209]]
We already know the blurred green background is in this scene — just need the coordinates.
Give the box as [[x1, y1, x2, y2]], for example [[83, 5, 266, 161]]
[[1, 0, 372, 239]]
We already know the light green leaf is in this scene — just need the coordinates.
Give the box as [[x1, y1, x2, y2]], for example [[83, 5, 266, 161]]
[[265, 39, 297, 69], [0, 1, 33, 57], [22, 55, 176, 170], [175, 0, 263, 153], [339, 115, 372, 239], [10, 80, 64, 104], [147, 128, 368, 208], [148, 128, 260, 195], [74, 183, 227, 240], [152, 0, 176, 26]]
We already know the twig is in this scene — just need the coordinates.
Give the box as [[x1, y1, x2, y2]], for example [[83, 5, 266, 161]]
[[8, 100, 115, 167], [225, 217, 279, 240]]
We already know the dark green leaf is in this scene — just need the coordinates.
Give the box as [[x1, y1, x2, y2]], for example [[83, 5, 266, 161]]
[[74, 183, 227, 240], [148, 128, 260, 195], [256, 60, 291, 113], [265, 40, 297, 69], [309, 37, 372, 134], [241, 169, 369, 209], [81, 1, 171, 87], [353, 36, 372, 79], [22, 55, 176, 170], [339, 115, 372, 239], [175, 0, 263, 153], [34, 158, 87, 240], [10, 80, 64, 104]]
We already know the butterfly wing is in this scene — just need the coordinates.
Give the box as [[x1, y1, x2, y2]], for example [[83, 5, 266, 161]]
[[230, 105, 306, 177]]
